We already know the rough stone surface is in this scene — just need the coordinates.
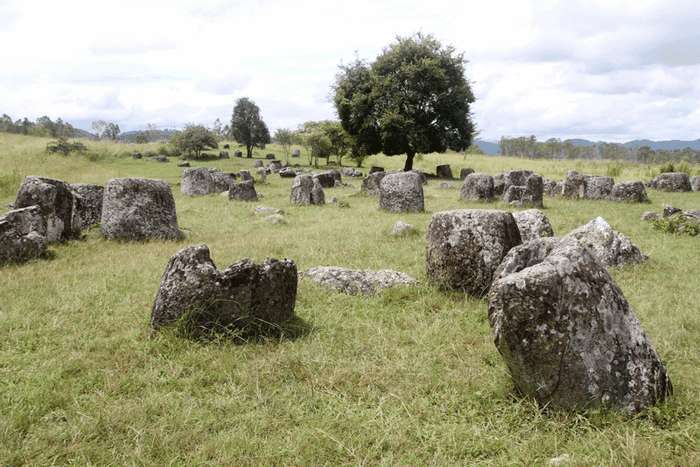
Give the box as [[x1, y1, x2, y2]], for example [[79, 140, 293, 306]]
[[361, 172, 386, 196], [426, 209, 521, 296], [641, 211, 660, 221], [460, 173, 495, 202], [584, 176, 614, 200], [211, 171, 237, 192], [268, 160, 283, 173], [254, 160, 263, 168], [0, 206, 48, 265], [488, 237, 672, 412], [229, 180, 258, 201], [503, 170, 533, 191], [691, 176, 700, 192], [279, 167, 297, 178], [290, 174, 324, 205], [378, 172, 424, 213], [493, 173, 505, 196], [562, 171, 587, 199], [459, 168, 475, 180], [543, 178, 560, 197], [439, 182, 454, 189], [14, 176, 80, 242], [512, 209, 554, 243], [663, 205, 682, 217], [256, 167, 267, 183], [313, 170, 341, 188], [264, 214, 286, 224], [303, 266, 416, 295], [181, 168, 217, 196], [391, 220, 415, 236], [69, 183, 104, 229], [238, 170, 253, 182], [291, 148, 301, 157], [436, 164, 453, 179], [151, 245, 297, 331], [609, 181, 649, 203], [503, 174, 544, 208], [563, 217, 647, 267], [101, 178, 181, 241], [650, 172, 691, 192]]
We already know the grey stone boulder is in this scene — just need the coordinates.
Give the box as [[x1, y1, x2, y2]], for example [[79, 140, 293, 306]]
[[0, 206, 48, 265], [313, 170, 341, 188], [291, 148, 301, 157], [503, 170, 533, 192], [436, 164, 453, 179], [210, 171, 237, 192], [181, 167, 217, 196], [303, 266, 416, 295], [512, 209, 554, 243], [493, 173, 506, 196], [691, 176, 700, 192], [154, 155, 169, 163], [563, 217, 647, 267], [426, 209, 521, 296], [409, 170, 429, 185], [584, 176, 614, 200], [488, 237, 672, 412], [101, 178, 181, 241], [439, 182, 454, 189], [263, 214, 286, 224], [650, 172, 691, 192], [391, 220, 415, 236], [234, 150, 243, 158], [256, 167, 267, 183], [459, 168, 475, 180], [503, 174, 544, 208], [662, 205, 682, 217], [543, 178, 560, 197], [254, 160, 263, 168], [151, 245, 297, 333], [229, 180, 258, 201], [379, 172, 424, 213], [460, 173, 494, 202], [254, 206, 284, 215], [14, 176, 80, 242], [279, 167, 297, 178], [290, 174, 324, 205], [361, 172, 386, 196], [69, 183, 104, 229], [609, 181, 649, 203], [561, 171, 587, 199], [268, 160, 283, 173], [238, 170, 253, 182]]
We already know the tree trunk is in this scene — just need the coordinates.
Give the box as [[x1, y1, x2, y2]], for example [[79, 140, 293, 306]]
[[246, 144, 252, 158], [403, 151, 415, 171]]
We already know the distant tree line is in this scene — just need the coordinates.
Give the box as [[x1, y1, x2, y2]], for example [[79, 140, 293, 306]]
[[0, 113, 76, 138], [499, 136, 700, 164]]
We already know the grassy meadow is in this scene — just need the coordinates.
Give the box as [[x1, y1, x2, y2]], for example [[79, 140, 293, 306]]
[[1, 133, 699, 465]]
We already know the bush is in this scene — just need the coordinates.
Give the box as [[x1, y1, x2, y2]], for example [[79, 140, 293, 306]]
[[46, 137, 87, 155], [658, 162, 676, 174], [652, 215, 700, 236]]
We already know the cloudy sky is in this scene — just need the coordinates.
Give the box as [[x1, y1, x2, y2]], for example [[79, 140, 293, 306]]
[[1, 0, 700, 142]]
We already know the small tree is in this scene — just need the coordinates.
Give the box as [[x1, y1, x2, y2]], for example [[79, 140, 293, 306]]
[[91, 120, 121, 140], [333, 33, 475, 171], [134, 132, 149, 144], [230, 97, 271, 158], [274, 128, 294, 162], [170, 125, 219, 159]]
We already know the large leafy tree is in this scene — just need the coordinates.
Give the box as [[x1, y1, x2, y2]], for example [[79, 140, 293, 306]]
[[170, 124, 219, 159], [333, 33, 475, 171], [230, 97, 271, 158]]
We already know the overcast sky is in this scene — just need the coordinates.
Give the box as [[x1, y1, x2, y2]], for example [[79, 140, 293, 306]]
[[2, 0, 700, 142]]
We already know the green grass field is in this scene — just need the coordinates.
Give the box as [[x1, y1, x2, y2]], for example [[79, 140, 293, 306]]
[[1, 133, 699, 465]]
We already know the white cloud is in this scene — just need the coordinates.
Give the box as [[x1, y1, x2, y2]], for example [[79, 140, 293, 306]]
[[1, 0, 700, 142]]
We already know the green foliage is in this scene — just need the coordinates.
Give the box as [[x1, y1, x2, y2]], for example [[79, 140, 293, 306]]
[[46, 137, 87, 155], [230, 97, 270, 158], [0, 113, 76, 137], [134, 132, 149, 144], [274, 128, 294, 162], [334, 33, 475, 171], [170, 125, 219, 159], [295, 121, 353, 167], [652, 215, 700, 236], [91, 120, 121, 140]]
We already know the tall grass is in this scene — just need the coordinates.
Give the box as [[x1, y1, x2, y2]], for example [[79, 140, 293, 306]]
[[0, 133, 699, 465]]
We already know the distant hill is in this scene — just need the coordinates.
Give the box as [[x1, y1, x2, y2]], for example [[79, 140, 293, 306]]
[[623, 139, 700, 151], [474, 140, 500, 155]]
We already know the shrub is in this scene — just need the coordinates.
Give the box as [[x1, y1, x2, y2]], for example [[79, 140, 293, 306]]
[[658, 162, 675, 174], [46, 137, 87, 155], [652, 215, 700, 236]]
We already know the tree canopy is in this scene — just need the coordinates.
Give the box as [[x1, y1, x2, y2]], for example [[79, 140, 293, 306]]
[[170, 124, 219, 159], [333, 33, 475, 171], [230, 98, 270, 158]]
